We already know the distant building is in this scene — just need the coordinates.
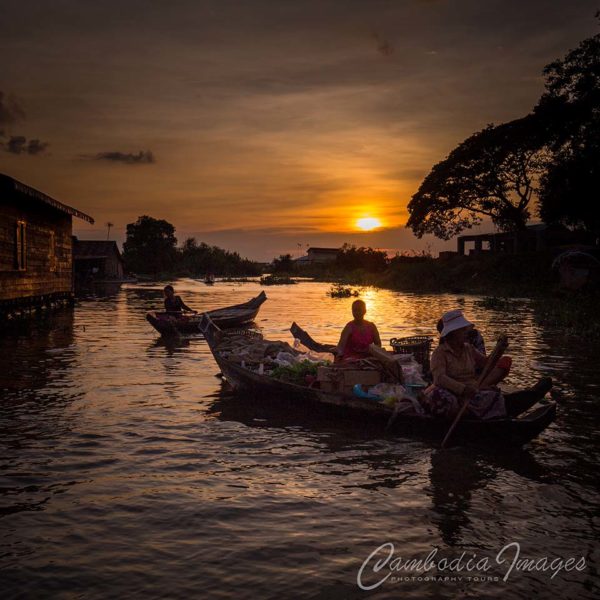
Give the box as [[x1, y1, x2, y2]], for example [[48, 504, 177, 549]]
[[0, 173, 94, 316], [456, 224, 592, 256], [296, 247, 339, 264], [73, 239, 125, 283]]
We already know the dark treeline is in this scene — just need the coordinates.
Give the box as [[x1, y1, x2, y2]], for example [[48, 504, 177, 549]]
[[271, 244, 390, 275], [272, 244, 425, 276], [122, 215, 261, 277]]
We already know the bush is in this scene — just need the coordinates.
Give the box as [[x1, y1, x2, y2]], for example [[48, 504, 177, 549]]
[[328, 284, 360, 298], [260, 275, 297, 286]]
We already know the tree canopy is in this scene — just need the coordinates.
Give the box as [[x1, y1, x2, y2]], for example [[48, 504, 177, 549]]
[[407, 18, 600, 240], [536, 27, 600, 234], [335, 244, 388, 272], [179, 238, 260, 276], [123, 219, 260, 276], [271, 254, 295, 273], [123, 215, 178, 275], [406, 116, 547, 240]]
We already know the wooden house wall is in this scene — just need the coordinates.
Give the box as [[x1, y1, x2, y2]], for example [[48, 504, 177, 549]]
[[0, 196, 73, 302], [105, 252, 124, 279]]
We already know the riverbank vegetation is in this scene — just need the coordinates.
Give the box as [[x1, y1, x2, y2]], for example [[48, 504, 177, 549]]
[[296, 250, 558, 295], [259, 275, 297, 286], [122, 216, 261, 278], [329, 284, 360, 298], [532, 293, 600, 339]]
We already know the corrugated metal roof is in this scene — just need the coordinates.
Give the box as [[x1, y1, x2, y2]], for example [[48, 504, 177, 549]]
[[0, 173, 95, 223]]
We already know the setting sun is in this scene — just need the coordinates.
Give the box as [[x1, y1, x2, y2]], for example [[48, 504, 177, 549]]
[[356, 217, 382, 231]]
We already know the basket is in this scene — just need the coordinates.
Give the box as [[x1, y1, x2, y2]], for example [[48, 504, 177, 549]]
[[389, 336, 433, 373]]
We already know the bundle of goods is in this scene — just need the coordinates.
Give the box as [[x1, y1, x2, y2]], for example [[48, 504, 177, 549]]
[[216, 330, 330, 378], [316, 364, 382, 394]]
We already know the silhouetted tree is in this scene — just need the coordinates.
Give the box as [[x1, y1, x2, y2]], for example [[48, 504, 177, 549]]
[[271, 254, 295, 273], [407, 116, 547, 239], [536, 24, 600, 234], [123, 215, 177, 276], [179, 237, 260, 276], [335, 244, 388, 272]]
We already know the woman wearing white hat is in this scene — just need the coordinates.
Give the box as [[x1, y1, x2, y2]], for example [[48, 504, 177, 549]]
[[424, 309, 511, 420]]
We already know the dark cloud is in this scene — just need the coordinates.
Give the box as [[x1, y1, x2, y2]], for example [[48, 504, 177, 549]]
[[0, 91, 26, 125], [0, 90, 49, 155], [91, 150, 156, 164], [3, 135, 49, 155], [26, 138, 49, 155], [5, 135, 25, 153], [372, 32, 394, 57]]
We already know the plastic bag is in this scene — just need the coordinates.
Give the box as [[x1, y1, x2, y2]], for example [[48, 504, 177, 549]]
[[273, 351, 298, 366]]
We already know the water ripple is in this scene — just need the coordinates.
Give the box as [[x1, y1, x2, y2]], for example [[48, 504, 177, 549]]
[[0, 282, 598, 599]]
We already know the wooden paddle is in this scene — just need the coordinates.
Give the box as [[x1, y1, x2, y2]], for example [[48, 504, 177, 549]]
[[440, 334, 509, 448]]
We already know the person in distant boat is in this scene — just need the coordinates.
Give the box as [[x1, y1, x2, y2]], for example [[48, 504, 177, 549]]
[[425, 310, 511, 420], [336, 299, 381, 361], [163, 285, 194, 313]]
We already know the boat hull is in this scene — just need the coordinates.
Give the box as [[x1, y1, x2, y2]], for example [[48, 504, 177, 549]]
[[146, 291, 266, 336], [213, 353, 555, 446], [202, 317, 556, 447]]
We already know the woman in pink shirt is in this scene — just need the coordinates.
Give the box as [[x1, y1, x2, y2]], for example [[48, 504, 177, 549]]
[[336, 300, 382, 361]]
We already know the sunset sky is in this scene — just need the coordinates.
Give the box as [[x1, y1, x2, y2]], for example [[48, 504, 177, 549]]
[[0, 1, 597, 260]]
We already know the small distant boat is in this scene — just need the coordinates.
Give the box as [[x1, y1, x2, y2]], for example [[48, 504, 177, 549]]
[[146, 291, 266, 336], [204, 274, 215, 285], [200, 316, 556, 447]]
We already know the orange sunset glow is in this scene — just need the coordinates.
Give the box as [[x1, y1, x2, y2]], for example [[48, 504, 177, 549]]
[[356, 217, 382, 231], [1, 2, 597, 260]]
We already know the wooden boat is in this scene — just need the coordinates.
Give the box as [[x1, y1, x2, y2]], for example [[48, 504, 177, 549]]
[[146, 291, 266, 336], [200, 316, 556, 446]]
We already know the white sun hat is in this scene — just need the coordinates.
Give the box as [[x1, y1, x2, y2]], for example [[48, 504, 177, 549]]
[[439, 309, 474, 338]]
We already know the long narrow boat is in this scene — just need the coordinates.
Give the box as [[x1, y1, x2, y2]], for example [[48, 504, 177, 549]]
[[200, 316, 556, 446], [146, 291, 267, 336]]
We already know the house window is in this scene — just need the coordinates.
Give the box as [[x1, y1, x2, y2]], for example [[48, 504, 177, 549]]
[[49, 230, 57, 272], [15, 221, 26, 271]]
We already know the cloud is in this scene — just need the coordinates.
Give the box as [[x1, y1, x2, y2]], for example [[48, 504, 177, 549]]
[[24, 138, 49, 155], [0, 91, 26, 125], [0, 90, 49, 155], [372, 32, 394, 57], [90, 150, 156, 164], [3, 135, 49, 155]]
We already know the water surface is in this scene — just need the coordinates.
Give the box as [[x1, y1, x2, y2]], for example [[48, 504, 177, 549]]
[[1, 280, 598, 599]]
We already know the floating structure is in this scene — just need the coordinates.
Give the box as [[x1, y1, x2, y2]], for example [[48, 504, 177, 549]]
[[0, 173, 94, 320], [295, 247, 339, 264], [73, 239, 125, 284], [456, 224, 592, 256]]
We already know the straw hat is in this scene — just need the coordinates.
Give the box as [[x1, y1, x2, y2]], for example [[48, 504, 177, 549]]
[[439, 309, 473, 338]]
